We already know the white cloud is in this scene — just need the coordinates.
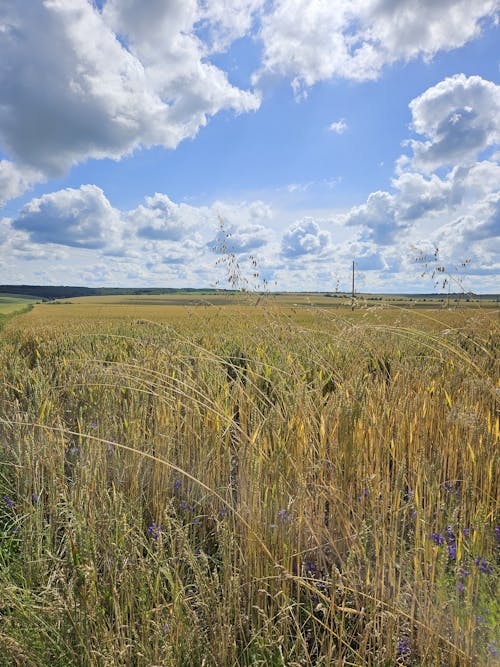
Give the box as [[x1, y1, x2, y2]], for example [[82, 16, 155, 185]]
[[343, 159, 500, 249], [0, 0, 260, 187], [434, 192, 500, 270], [448, 160, 500, 205], [1, 0, 498, 214], [328, 119, 348, 134], [3, 186, 279, 287], [248, 200, 273, 220], [352, 250, 387, 272], [408, 74, 500, 171], [256, 0, 499, 93], [341, 75, 500, 251], [286, 182, 313, 194], [212, 199, 274, 226], [12, 185, 123, 250], [210, 223, 271, 253], [0, 161, 43, 206], [4, 61, 500, 297], [345, 190, 404, 244], [391, 171, 450, 220], [196, 0, 266, 52], [281, 218, 330, 257], [133, 193, 208, 241], [337, 148, 500, 287]]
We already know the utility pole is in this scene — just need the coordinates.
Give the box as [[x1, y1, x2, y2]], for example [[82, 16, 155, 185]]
[[351, 260, 355, 310]]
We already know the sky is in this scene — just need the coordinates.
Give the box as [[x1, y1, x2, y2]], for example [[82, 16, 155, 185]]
[[0, 0, 499, 293]]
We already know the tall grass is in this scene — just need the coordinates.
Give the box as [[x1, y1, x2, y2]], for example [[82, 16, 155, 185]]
[[0, 302, 498, 666]]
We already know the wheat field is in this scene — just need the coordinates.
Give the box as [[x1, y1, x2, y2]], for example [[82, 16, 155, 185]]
[[0, 296, 498, 666]]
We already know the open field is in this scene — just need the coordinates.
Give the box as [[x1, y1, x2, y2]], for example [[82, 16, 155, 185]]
[[0, 294, 37, 317], [0, 296, 498, 666]]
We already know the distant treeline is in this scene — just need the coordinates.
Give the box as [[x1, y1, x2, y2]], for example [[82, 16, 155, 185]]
[[0, 285, 226, 300], [0, 285, 497, 301]]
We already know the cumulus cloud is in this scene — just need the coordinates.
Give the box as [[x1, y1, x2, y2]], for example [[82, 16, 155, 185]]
[[281, 218, 330, 257], [0, 161, 43, 206], [1, 1, 498, 212], [3, 184, 278, 286], [449, 160, 500, 205], [344, 159, 500, 247], [341, 74, 500, 251], [204, 200, 274, 256], [256, 0, 499, 93], [12, 185, 123, 249], [435, 192, 500, 262], [133, 193, 208, 241], [345, 191, 405, 244], [0, 0, 260, 186], [391, 171, 450, 220], [408, 74, 500, 171], [247, 200, 273, 220], [210, 223, 271, 253], [4, 59, 500, 291]]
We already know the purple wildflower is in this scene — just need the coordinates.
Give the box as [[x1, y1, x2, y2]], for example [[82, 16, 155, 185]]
[[90, 422, 98, 429], [397, 638, 411, 657], [218, 507, 228, 519], [277, 508, 291, 523], [147, 522, 162, 540], [431, 532, 445, 546], [357, 487, 369, 501], [463, 527, 470, 537], [456, 582, 465, 594], [486, 641, 498, 658], [459, 568, 470, 578], [495, 526, 500, 543], [2, 496, 15, 509], [304, 560, 318, 574], [173, 479, 182, 494], [447, 542, 457, 560], [31, 493, 39, 505], [474, 557, 492, 575]]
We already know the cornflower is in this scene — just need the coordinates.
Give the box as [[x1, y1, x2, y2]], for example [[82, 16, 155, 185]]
[[147, 522, 162, 540], [277, 509, 291, 523], [474, 557, 492, 575], [397, 638, 411, 657]]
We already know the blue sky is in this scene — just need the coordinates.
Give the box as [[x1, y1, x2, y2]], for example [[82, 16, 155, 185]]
[[1, 0, 499, 292]]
